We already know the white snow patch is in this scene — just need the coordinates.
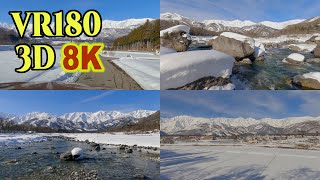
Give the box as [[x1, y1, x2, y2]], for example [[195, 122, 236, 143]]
[[285, 53, 305, 62], [160, 46, 177, 55], [160, 50, 235, 89], [58, 133, 160, 147], [220, 32, 255, 48], [0, 133, 47, 146], [160, 25, 190, 37], [288, 44, 317, 52], [207, 83, 235, 90], [302, 72, 320, 82], [0, 46, 80, 83]]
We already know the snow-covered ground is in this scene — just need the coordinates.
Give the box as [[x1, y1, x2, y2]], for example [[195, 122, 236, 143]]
[[0, 46, 80, 83], [103, 51, 160, 90], [0, 133, 47, 146], [256, 34, 319, 44], [0, 132, 160, 148], [160, 50, 235, 89], [161, 145, 320, 180], [57, 132, 160, 147]]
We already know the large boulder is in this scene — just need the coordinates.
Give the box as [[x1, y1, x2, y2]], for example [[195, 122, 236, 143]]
[[160, 25, 192, 52], [292, 72, 320, 89], [209, 32, 255, 61], [282, 53, 305, 65], [314, 45, 320, 58]]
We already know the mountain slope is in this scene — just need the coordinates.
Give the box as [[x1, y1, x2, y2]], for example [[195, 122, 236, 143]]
[[161, 12, 309, 38], [0, 110, 157, 131], [161, 115, 320, 136]]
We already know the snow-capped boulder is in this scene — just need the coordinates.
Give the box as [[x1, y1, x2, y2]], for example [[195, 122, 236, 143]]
[[209, 32, 255, 61], [282, 53, 305, 65], [160, 25, 192, 52], [160, 25, 190, 37], [160, 46, 177, 55], [161, 27, 192, 52], [71, 147, 83, 160], [293, 72, 320, 89], [161, 50, 235, 90]]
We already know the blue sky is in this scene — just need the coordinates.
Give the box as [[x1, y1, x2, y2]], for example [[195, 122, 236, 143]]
[[0, 0, 159, 23], [161, 91, 320, 119], [0, 90, 159, 116], [161, 0, 320, 22]]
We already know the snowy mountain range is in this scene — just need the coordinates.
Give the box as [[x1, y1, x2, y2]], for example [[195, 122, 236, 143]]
[[0, 110, 156, 131], [161, 12, 320, 37], [161, 115, 320, 136], [0, 18, 153, 42]]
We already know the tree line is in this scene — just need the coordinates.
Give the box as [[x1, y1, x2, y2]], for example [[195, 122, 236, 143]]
[[111, 19, 160, 52]]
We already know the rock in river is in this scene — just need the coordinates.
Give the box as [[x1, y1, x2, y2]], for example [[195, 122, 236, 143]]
[[292, 72, 320, 89]]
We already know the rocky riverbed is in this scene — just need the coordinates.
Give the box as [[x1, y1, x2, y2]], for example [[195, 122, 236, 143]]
[[0, 137, 160, 180], [232, 48, 320, 90]]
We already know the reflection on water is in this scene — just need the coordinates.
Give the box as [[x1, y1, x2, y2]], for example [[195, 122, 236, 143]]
[[0, 138, 160, 180]]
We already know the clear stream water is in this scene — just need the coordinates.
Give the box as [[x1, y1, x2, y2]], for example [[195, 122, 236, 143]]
[[233, 48, 320, 90], [0, 138, 160, 180]]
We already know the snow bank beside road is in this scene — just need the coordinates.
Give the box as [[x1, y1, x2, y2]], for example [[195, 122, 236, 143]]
[[160, 50, 235, 89]]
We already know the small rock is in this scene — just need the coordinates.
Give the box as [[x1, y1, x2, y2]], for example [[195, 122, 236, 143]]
[[60, 152, 73, 161], [125, 148, 133, 153], [71, 147, 83, 160], [134, 174, 146, 180], [236, 58, 252, 65], [32, 152, 38, 155], [306, 58, 320, 64], [15, 147, 22, 150]]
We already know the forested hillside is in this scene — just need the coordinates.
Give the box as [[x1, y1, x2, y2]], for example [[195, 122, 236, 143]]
[[112, 19, 160, 51]]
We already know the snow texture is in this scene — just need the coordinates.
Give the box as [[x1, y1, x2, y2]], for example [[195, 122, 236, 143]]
[[220, 32, 255, 48], [160, 50, 235, 89], [59, 133, 160, 147], [302, 72, 320, 82], [161, 145, 320, 180], [0, 46, 80, 83], [285, 53, 305, 62], [160, 46, 177, 55], [288, 44, 317, 52], [160, 25, 190, 37], [0, 133, 47, 146], [207, 83, 235, 90], [107, 51, 160, 90]]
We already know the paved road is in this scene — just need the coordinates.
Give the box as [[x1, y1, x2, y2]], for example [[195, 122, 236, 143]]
[[76, 56, 142, 90]]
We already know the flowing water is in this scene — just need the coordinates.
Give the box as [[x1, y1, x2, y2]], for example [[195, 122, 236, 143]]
[[233, 48, 320, 90], [0, 137, 160, 180]]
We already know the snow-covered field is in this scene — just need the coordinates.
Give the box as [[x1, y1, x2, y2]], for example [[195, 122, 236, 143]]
[[0, 132, 160, 147], [0, 133, 47, 146], [0, 46, 80, 83], [103, 51, 160, 90], [161, 145, 320, 180], [55, 132, 160, 147]]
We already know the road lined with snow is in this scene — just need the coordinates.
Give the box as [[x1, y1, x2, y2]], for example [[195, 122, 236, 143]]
[[161, 145, 320, 180], [103, 51, 160, 90]]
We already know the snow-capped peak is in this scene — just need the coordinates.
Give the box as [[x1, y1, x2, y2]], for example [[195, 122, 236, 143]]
[[102, 18, 153, 29], [161, 12, 306, 30], [21, 112, 55, 121]]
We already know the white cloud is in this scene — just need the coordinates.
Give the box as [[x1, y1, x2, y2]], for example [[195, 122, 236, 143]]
[[80, 91, 116, 103]]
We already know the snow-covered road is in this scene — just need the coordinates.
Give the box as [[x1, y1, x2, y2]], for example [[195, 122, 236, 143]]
[[103, 51, 160, 90], [0, 46, 80, 83], [161, 145, 320, 180]]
